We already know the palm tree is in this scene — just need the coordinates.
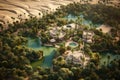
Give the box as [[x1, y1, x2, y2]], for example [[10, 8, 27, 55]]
[[107, 54, 111, 65], [103, 61, 106, 66], [58, 77, 64, 80], [76, 16, 83, 26], [81, 56, 85, 68], [0, 23, 3, 31], [38, 12, 41, 16]]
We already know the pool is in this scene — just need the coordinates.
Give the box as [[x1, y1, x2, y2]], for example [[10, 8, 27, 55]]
[[65, 41, 78, 48], [69, 42, 77, 47]]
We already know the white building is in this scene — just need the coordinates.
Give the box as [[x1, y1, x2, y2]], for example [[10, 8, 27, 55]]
[[63, 23, 78, 30], [83, 31, 94, 43], [65, 51, 84, 65], [64, 50, 90, 66], [50, 38, 56, 43], [49, 27, 66, 39]]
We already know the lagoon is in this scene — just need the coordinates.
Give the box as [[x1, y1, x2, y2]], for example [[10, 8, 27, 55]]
[[27, 38, 56, 68], [64, 14, 101, 27]]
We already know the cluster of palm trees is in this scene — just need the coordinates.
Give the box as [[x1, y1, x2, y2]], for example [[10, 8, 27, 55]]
[[0, 1, 120, 80], [29, 52, 119, 80]]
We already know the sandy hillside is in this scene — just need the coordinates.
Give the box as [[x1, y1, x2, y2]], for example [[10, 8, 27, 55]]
[[0, 0, 119, 27], [0, 0, 80, 25], [96, 25, 112, 33]]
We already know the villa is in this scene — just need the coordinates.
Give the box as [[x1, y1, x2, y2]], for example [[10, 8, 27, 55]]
[[64, 50, 89, 66], [49, 27, 66, 39], [83, 31, 94, 43], [63, 23, 78, 30], [49, 27, 59, 38]]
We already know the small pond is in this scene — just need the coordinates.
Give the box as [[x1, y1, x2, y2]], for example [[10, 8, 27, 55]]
[[64, 14, 101, 27]]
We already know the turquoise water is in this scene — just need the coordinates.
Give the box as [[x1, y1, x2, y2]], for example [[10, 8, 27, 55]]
[[68, 42, 78, 48], [27, 38, 120, 68], [69, 42, 77, 47], [41, 50, 56, 67], [65, 14, 77, 21], [64, 14, 100, 27], [27, 38, 56, 68]]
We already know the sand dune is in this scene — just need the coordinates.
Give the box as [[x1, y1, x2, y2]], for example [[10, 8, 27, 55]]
[[0, 0, 119, 28], [0, 0, 80, 26]]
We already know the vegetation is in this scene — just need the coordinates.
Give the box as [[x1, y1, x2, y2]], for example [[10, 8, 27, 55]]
[[0, 1, 120, 80]]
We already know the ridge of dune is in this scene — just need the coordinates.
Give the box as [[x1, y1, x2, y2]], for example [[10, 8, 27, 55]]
[[0, 0, 79, 26], [0, 0, 119, 27]]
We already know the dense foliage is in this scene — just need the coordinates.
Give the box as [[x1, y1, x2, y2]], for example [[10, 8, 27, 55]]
[[0, 1, 120, 80]]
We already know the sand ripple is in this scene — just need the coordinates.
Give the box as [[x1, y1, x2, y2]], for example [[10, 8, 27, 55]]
[[0, 0, 119, 28]]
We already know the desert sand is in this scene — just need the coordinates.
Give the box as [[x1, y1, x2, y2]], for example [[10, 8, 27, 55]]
[[0, 0, 78, 25], [97, 25, 112, 33], [0, 0, 119, 28]]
